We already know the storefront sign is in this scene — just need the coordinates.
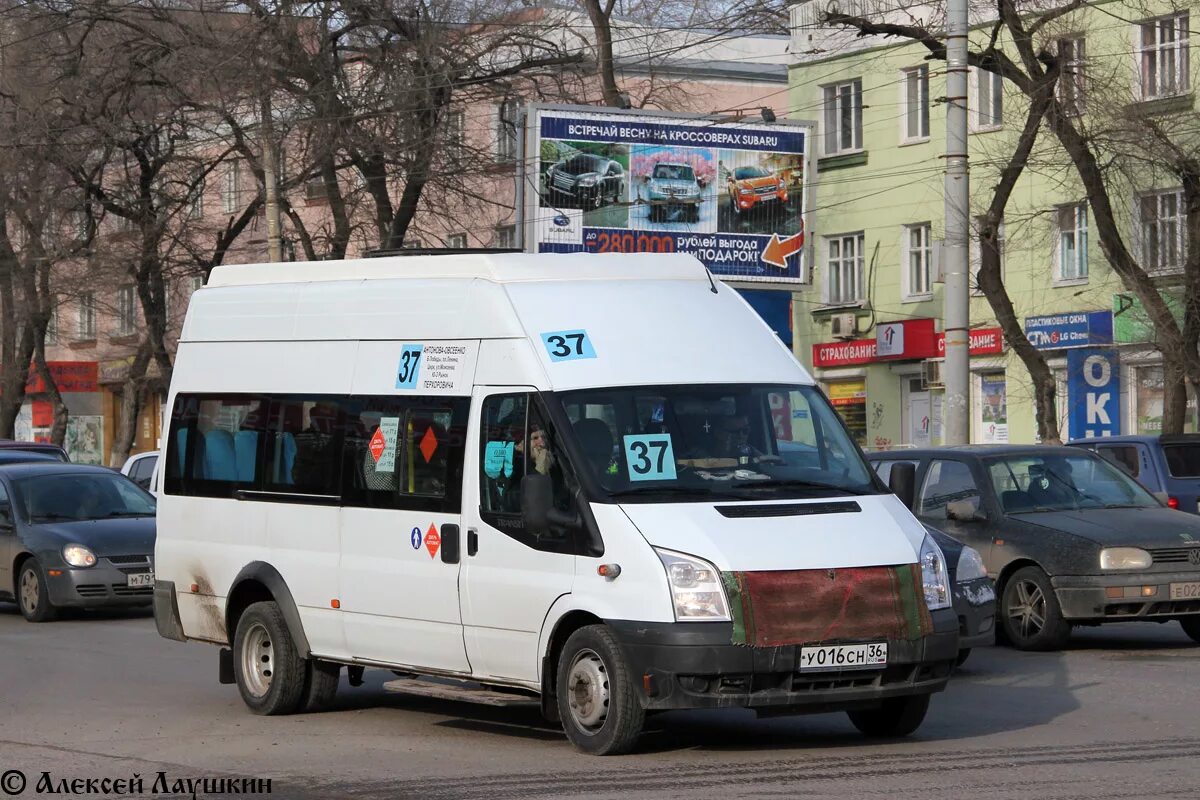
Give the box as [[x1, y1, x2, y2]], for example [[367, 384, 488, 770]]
[[935, 327, 1004, 356], [826, 380, 866, 407], [1067, 348, 1120, 439], [1025, 310, 1112, 350], [24, 362, 99, 394], [979, 374, 1008, 443], [1113, 291, 1184, 344], [875, 318, 936, 361], [812, 338, 877, 367]]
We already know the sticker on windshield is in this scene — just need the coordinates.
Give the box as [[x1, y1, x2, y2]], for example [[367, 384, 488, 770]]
[[483, 440, 515, 480], [540, 330, 596, 362], [623, 434, 677, 482]]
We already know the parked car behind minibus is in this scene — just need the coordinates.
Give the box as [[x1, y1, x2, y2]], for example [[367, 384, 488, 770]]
[[1068, 434, 1200, 514], [868, 445, 1200, 650], [154, 253, 959, 755]]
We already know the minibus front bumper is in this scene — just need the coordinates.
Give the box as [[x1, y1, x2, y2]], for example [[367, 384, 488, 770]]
[[607, 607, 958, 713]]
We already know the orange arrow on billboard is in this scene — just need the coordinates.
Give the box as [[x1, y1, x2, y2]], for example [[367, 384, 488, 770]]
[[761, 232, 805, 269]]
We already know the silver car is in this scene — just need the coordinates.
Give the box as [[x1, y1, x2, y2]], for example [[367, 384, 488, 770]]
[[644, 162, 702, 222]]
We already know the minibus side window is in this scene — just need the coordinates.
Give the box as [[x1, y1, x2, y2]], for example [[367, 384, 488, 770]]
[[264, 399, 344, 496], [165, 393, 269, 497], [479, 393, 580, 553]]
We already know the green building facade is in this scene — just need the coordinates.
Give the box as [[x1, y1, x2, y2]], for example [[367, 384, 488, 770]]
[[786, 0, 1197, 448]]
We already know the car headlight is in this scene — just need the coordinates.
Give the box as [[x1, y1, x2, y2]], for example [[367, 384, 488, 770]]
[[739, 187, 753, 195], [956, 546, 987, 583], [920, 534, 952, 610], [63, 544, 97, 568], [579, 175, 598, 186], [654, 547, 730, 621], [1100, 547, 1152, 570]]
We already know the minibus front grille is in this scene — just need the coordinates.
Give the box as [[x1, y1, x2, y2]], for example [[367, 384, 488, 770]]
[[715, 501, 861, 518]]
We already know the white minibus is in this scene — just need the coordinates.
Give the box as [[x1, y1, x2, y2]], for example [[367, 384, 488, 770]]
[[153, 253, 957, 755]]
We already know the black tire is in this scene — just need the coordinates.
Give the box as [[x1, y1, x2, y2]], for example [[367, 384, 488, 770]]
[[17, 559, 57, 623], [847, 693, 930, 737], [955, 648, 972, 667], [232, 601, 306, 715], [300, 659, 341, 712], [556, 625, 644, 755], [1180, 617, 1200, 644], [999, 565, 1071, 651]]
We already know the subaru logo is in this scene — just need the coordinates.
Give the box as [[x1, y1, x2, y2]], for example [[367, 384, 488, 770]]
[[552, 213, 570, 228], [1189, 548, 1200, 567]]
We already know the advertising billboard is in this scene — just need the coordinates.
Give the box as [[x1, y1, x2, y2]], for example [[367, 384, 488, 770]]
[[525, 105, 812, 284]]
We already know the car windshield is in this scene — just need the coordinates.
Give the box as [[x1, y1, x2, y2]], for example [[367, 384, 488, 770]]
[[1164, 443, 1200, 478], [15, 472, 157, 522], [653, 165, 695, 181], [562, 155, 604, 175], [987, 453, 1160, 513], [734, 166, 769, 179], [554, 384, 879, 502]]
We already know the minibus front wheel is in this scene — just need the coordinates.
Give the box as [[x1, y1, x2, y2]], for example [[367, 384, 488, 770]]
[[847, 693, 930, 738], [556, 625, 645, 755], [233, 601, 307, 715]]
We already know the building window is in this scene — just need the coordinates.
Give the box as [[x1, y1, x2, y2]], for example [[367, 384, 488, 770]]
[[222, 160, 241, 213], [191, 275, 204, 294], [1056, 203, 1088, 281], [496, 98, 520, 162], [1138, 14, 1190, 100], [822, 80, 863, 154], [46, 304, 58, 345], [1058, 37, 1086, 115], [495, 225, 517, 249], [902, 66, 930, 141], [975, 68, 1002, 130], [1140, 189, 1186, 273], [904, 223, 933, 299], [445, 110, 465, 152], [117, 285, 137, 336], [827, 233, 864, 305], [446, 233, 467, 249], [189, 174, 205, 219], [78, 292, 96, 340], [971, 216, 1005, 295]]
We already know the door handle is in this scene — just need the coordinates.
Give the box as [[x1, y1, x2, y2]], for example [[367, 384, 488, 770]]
[[440, 524, 460, 564], [467, 528, 478, 557]]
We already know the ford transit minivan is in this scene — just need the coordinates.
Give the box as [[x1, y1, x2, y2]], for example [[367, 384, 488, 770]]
[[153, 253, 958, 755]]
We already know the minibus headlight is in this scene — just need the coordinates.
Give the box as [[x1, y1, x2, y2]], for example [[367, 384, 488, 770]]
[[956, 546, 987, 583], [1100, 547, 1152, 570], [920, 534, 952, 610], [63, 544, 97, 568], [654, 548, 730, 621]]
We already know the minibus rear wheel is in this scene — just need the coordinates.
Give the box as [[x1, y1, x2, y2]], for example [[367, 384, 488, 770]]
[[847, 693, 930, 737], [556, 625, 644, 755], [233, 601, 307, 715]]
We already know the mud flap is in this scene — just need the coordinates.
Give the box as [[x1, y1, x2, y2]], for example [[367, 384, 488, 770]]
[[218, 648, 235, 685]]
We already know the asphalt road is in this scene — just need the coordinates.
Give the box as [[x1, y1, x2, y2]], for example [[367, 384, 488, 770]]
[[1, 603, 1198, 800]]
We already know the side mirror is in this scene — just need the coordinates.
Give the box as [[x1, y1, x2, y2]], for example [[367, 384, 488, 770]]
[[0, 505, 13, 529], [946, 499, 987, 523], [888, 462, 916, 510], [520, 474, 580, 536]]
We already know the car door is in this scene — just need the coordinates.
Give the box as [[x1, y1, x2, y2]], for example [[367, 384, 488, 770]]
[[0, 479, 13, 597], [459, 389, 579, 683], [915, 458, 995, 563]]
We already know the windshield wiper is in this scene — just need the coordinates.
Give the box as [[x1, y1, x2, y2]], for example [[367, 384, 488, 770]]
[[729, 479, 875, 496], [32, 512, 75, 522], [106, 510, 154, 517]]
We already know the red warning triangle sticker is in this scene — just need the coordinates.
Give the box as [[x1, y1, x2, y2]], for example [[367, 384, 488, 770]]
[[369, 428, 386, 462], [424, 523, 440, 559]]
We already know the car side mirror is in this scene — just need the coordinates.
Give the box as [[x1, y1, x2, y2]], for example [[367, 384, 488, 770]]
[[946, 499, 987, 523], [888, 462, 916, 509], [521, 474, 580, 536], [0, 506, 13, 529]]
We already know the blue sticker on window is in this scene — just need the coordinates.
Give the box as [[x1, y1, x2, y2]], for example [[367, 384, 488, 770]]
[[540, 329, 596, 362], [623, 434, 677, 482], [483, 440, 515, 480], [395, 344, 424, 390]]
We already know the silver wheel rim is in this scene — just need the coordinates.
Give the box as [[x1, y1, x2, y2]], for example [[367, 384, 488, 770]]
[[19, 568, 39, 614], [1009, 579, 1047, 640], [241, 622, 275, 698], [566, 648, 610, 733]]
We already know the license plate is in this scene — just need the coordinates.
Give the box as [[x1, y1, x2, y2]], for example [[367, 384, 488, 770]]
[[799, 642, 887, 672], [126, 573, 154, 588], [1169, 582, 1200, 600]]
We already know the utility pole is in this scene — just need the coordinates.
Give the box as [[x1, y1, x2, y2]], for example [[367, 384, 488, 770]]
[[260, 93, 282, 262], [942, 0, 970, 445]]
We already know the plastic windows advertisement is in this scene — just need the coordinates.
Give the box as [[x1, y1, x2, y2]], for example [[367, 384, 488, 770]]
[[526, 105, 813, 284]]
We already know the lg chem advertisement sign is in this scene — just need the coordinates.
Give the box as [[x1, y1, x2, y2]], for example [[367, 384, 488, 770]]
[[525, 105, 812, 284]]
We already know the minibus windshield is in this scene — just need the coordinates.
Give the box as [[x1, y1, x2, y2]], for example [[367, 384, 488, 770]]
[[555, 384, 880, 502]]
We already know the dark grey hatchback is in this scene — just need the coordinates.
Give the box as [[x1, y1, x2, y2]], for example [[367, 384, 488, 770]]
[[0, 463, 156, 622], [868, 446, 1200, 650]]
